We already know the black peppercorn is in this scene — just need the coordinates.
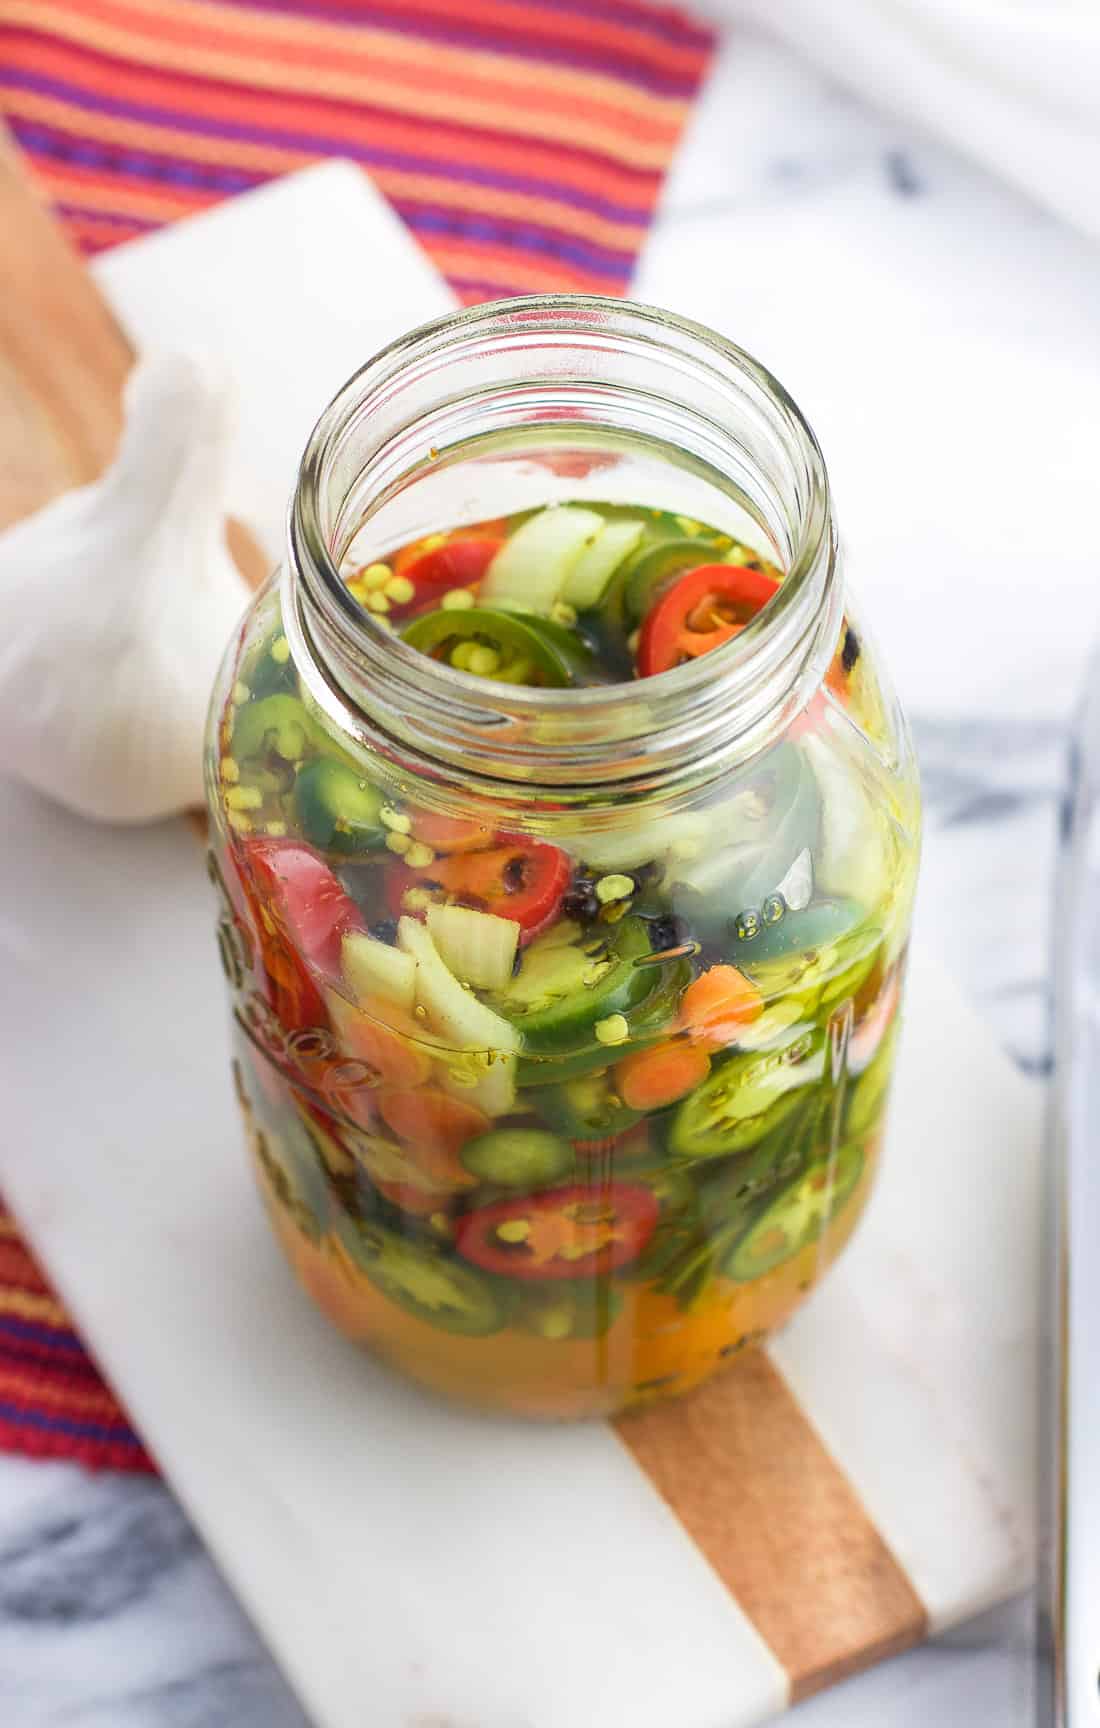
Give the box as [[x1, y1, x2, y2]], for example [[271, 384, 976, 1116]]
[[647, 913, 687, 952], [368, 919, 399, 945], [562, 885, 600, 922], [841, 626, 861, 674]]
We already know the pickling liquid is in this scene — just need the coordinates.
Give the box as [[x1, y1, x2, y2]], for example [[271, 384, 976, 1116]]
[[209, 484, 918, 1417]]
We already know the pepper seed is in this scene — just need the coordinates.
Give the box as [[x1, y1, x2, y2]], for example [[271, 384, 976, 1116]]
[[595, 1014, 630, 1046]]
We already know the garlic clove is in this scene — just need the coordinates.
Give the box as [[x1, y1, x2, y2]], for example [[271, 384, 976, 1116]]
[[0, 351, 262, 824]]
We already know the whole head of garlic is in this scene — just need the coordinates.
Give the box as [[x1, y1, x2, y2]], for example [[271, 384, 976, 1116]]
[[0, 351, 261, 823]]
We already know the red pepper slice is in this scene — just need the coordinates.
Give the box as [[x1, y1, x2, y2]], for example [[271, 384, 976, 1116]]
[[387, 837, 570, 944], [242, 840, 365, 1029], [396, 535, 504, 598], [637, 564, 779, 677], [455, 1183, 659, 1281]]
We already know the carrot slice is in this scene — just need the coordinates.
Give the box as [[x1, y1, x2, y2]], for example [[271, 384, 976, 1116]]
[[615, 1040, 710, 1112], [410, 811, 496, 854], [679, 965, 764, 1049], [327, 992, 432, 1088], [379, 1087, 489, 1163]]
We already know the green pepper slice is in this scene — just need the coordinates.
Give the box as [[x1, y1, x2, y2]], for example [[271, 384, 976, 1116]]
[[844, 1020, 899, 1139], [253, 1126, 331, 1242], [402, 606, 593, 687], [668, 1026, 826, 1162], [235, 1057, 333, 1241], [635, 1164, 699, 1217], [460, 1128, 574, 1189], [243, 628, 296, 702], [725, 1139, 865, 1281], [510, 1280, 624, 1341], [491, 918, 684, 1088], [536, 1071, 644, 1142], [620, 1167, 713, 1303], [695, 1099, 817, 1221], [294, 757, 386, 855], [492, 917, 656, 1055], [740, 903, 883, 1017], [335, 1218, 504, 1335], [621, 537, 715, 625], [232, 693, 325, 764], [526, 949, 695, 1098], [737, 896, 861, 964]]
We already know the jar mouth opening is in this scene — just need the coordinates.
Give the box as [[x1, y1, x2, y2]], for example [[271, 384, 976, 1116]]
[[287, 294, 838, 798]]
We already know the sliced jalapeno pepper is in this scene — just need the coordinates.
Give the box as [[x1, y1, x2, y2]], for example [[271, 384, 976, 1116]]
[[844, 1020, 899, 1139], [491, 917, 657, 1056], [491, 918, 687, 1088], [232, 693, 325, 764], [244, 631, 297, 701], [621, 537, 714, 625], [740, 903, 883, 1017], [510, 1280, 624, 1340], [460, 1128, 574, 1189], [597, 517, 729, 641], [535, 1071, 644, 1142], [725, 1139, 865, 1282], [401, 606, 593, 687], [294, 758, 386, 855], [635, 1164, 700, 1217], [737, 896, 860, 963], [236, 1058, 333, 1241], [335, 1218, 505, 1334], [621, 1169, 712, 1300], [668, 1026, 826, 1162], [690, 1098, 818, 1240]]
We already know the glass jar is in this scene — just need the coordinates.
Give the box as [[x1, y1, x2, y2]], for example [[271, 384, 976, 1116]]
[[204, 296, 920, 1420]]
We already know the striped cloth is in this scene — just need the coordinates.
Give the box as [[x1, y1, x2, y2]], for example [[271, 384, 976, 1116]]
[[0, 1207, 155, 1468], [0, 0, 712, 295], [0, 0, 712, 1471]]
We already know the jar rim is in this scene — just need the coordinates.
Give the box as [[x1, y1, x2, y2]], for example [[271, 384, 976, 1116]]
[[286, 293, 840, 804]]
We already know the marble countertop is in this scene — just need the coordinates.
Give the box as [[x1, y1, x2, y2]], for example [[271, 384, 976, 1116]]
[[2, 24, 1094, 1728]]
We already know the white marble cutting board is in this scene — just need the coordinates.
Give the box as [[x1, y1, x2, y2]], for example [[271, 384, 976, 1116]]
[[0, 775, 1042, 1726], [0, 162, 1045, 1727]]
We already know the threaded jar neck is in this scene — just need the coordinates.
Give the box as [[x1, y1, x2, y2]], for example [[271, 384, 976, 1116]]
[[284, 295, 840, 817]]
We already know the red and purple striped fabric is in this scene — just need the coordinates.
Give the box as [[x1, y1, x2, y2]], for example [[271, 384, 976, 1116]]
[[0, 0, 713, 1471], [0, 1208, 155, 1469], [0, 0, 712, 296]]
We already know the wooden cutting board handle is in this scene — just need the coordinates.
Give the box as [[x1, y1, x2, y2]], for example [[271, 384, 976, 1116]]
[[0, 126, 131, 527], [0, 123, 268, 587]]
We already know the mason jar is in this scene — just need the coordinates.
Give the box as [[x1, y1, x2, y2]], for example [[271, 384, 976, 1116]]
[[204, 296, 920, 1420]]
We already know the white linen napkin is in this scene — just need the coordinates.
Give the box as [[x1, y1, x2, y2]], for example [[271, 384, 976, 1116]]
[[699, 0, 1100, 237]]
